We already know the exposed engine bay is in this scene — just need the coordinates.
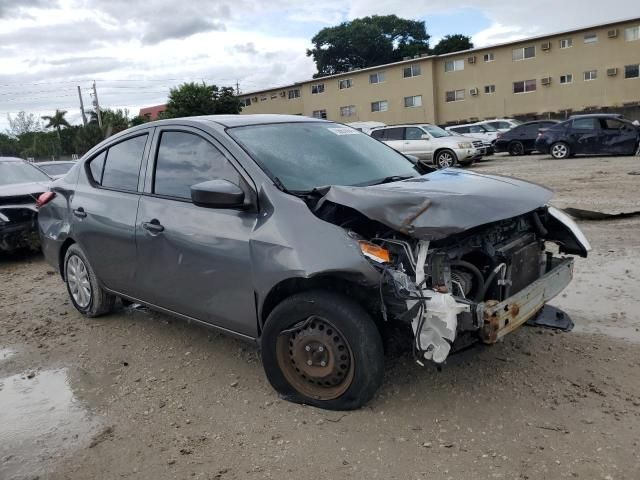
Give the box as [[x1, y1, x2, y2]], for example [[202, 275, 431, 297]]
[[311, 174, 590, 365], [0, 194, 42, 252]]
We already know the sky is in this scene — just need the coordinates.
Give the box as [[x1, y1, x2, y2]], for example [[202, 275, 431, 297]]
[[1, 0, 639, 132]]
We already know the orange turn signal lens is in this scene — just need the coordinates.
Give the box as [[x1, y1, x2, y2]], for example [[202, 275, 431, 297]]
[[358, 241, 390, 264]]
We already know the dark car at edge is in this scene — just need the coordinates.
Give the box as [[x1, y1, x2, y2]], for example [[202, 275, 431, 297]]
[[494, 120, 559, 155], [38, 115, 590, 410], [535, 114, 640, 159], [0, 157, 51, 253]]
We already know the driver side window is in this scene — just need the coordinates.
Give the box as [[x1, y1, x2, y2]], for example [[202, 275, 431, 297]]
[[405, 127, 424, 140], [153, 131, 241, 200]]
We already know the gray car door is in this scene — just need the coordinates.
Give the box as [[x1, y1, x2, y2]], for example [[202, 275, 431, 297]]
[[134, 127, 258, 337], [70, 130, 152, 292]]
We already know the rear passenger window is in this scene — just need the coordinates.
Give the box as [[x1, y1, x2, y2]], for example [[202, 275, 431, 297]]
[[153, 131, 241, 200], [101, 135, 148, 191], [385, 128, 404, 141], [88, 151, 106, 184], [572, 118, 597, 130]]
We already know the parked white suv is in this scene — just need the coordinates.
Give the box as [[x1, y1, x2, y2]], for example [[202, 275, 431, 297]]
[[370, 124, 484, 168], [446, 123, 498, 154]]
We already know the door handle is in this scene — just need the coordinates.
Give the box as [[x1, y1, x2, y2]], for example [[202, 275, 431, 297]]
[[142, 219, 164, 234], [73, 207, 87, 218]]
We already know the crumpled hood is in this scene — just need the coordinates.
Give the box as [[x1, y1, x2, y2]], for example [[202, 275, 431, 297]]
[[316, 169, 553, 240], [0, 181, 49, 199]]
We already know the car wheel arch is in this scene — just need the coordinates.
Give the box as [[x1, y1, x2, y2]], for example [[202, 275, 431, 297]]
[[259, 275, 380, 333], [59, 238, 76, 280]]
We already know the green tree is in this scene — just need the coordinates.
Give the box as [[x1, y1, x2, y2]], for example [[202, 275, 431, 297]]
[[87, 108, 131, 138], [41, 109, 71, 141], [307, 15, 430, 77], [129, 115, 148, 127], [431, 34, 474, 56], [0, 133, 19, 156], [163, 82, 242, 118], [74, 124, 104, 156]]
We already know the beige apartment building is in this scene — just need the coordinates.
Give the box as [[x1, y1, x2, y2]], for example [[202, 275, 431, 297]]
[[239, 17, 640, 125]]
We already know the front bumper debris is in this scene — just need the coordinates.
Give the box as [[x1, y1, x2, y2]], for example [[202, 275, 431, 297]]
[[478, 257, 574, 343]]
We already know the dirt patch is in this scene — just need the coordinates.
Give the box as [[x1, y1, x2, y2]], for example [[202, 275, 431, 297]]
[[1, 154, 640, 479]]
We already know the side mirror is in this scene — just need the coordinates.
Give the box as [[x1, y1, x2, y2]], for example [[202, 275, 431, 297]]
[[191, 179, 245, 208], [420, 134, 430, 140], [404, 154, 419, 164]]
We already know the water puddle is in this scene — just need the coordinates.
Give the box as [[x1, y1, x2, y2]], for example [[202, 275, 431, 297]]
[[0, 368, 100, 480]]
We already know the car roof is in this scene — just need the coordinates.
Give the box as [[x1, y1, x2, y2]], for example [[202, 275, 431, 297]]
[[569, 113, 624, 119], [144, 114, 328, 128], [372, 124, 435, 130], [0, 156, 26, 163], [519, 120, 560, 125], [37, 161, 76, 166]]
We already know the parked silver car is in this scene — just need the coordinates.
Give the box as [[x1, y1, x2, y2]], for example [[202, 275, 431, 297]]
[[370, 124, 484, 168], [38, 115, 589, 410]]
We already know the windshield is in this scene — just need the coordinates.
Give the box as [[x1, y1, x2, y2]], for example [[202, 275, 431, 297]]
[[421, 124, 451, 138], [0, 161, 50, 186], [228, 122, 419, 191]]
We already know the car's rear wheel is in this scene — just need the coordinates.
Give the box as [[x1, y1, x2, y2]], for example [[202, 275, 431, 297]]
[[508, 141, 525, 156], [550, 142, 571, 159], [435, 149, 458, 169], [64, 244, 115, 317], [260, 290, 384, 410]]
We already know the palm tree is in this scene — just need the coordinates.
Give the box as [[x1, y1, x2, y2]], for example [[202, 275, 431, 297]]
[[41, 109, 71, 141]]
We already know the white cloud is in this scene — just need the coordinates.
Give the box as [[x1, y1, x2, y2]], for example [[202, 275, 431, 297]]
[[1, 0, 639, 131]]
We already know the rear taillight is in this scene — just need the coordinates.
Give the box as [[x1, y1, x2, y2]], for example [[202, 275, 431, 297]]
[[36, 191, 56, 208]]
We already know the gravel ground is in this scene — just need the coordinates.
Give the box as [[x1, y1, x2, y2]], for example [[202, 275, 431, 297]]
[[1, 153, 639, 480]]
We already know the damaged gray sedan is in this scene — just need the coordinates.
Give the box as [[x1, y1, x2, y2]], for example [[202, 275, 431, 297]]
[[38, 115, 590, 410]]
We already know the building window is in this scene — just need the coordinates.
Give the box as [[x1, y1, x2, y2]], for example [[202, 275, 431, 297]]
[[312, 109, 327, 119], [338, 79, 353, 89], [287, 89, 300, 99], [560, 38, 573, 49], [371, 100, 388, 112], [260, 95, 267, 101], [484, 85, 496, 94], [560, 74, 573, 84], [584, 33, 598, 44], [340, 105, 356, 117], [311, 83, 325, 94], [583, 70, 598, 81], [444, 59, 465, 72], [403, 64, 421, 78], [242, 98, 251, 107], [625, 64, 640, 79], [445, 89, 465, 102], [483, 52, 495, 62], [625, 26, 640, 41], [404, 95, 422, 108], [513, 79, 537, 94], [512, 46, 536, 61], [270, 94, 278, 99], [369, 72, 386, 84]]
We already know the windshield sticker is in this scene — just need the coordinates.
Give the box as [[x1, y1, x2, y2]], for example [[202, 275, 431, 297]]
[[328, 127, 360, 136]]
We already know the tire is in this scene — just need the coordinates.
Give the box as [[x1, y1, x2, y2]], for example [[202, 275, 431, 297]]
[[64, 244, 116, 317], [434, 149, 458, 169], [550, 142, 571, 159], [260, 290, 384, 411], [508, 141, 525, 156]]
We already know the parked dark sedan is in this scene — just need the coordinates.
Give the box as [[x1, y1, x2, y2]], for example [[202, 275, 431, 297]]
[[494, 120, 559, 155], [38, 115, 589, 410], [535, 114, 640, 159], [0, 157, 51, 252]]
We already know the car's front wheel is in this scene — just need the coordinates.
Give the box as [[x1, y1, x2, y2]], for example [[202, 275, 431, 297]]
[[435, 149, 458, 169], [260, 290, 384, 410], [64, 244, 116, 317], [550, 142, 571, 159], [508, 141, 525, 156]]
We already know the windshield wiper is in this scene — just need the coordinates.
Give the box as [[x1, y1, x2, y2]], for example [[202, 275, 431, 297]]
[[365, 175, 415, 186]]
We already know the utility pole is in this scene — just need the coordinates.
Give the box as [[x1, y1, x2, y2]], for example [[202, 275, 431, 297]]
[[92, 81, 102, 129], [236, 80, 240, 95], [77, 86, 87, 126]]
